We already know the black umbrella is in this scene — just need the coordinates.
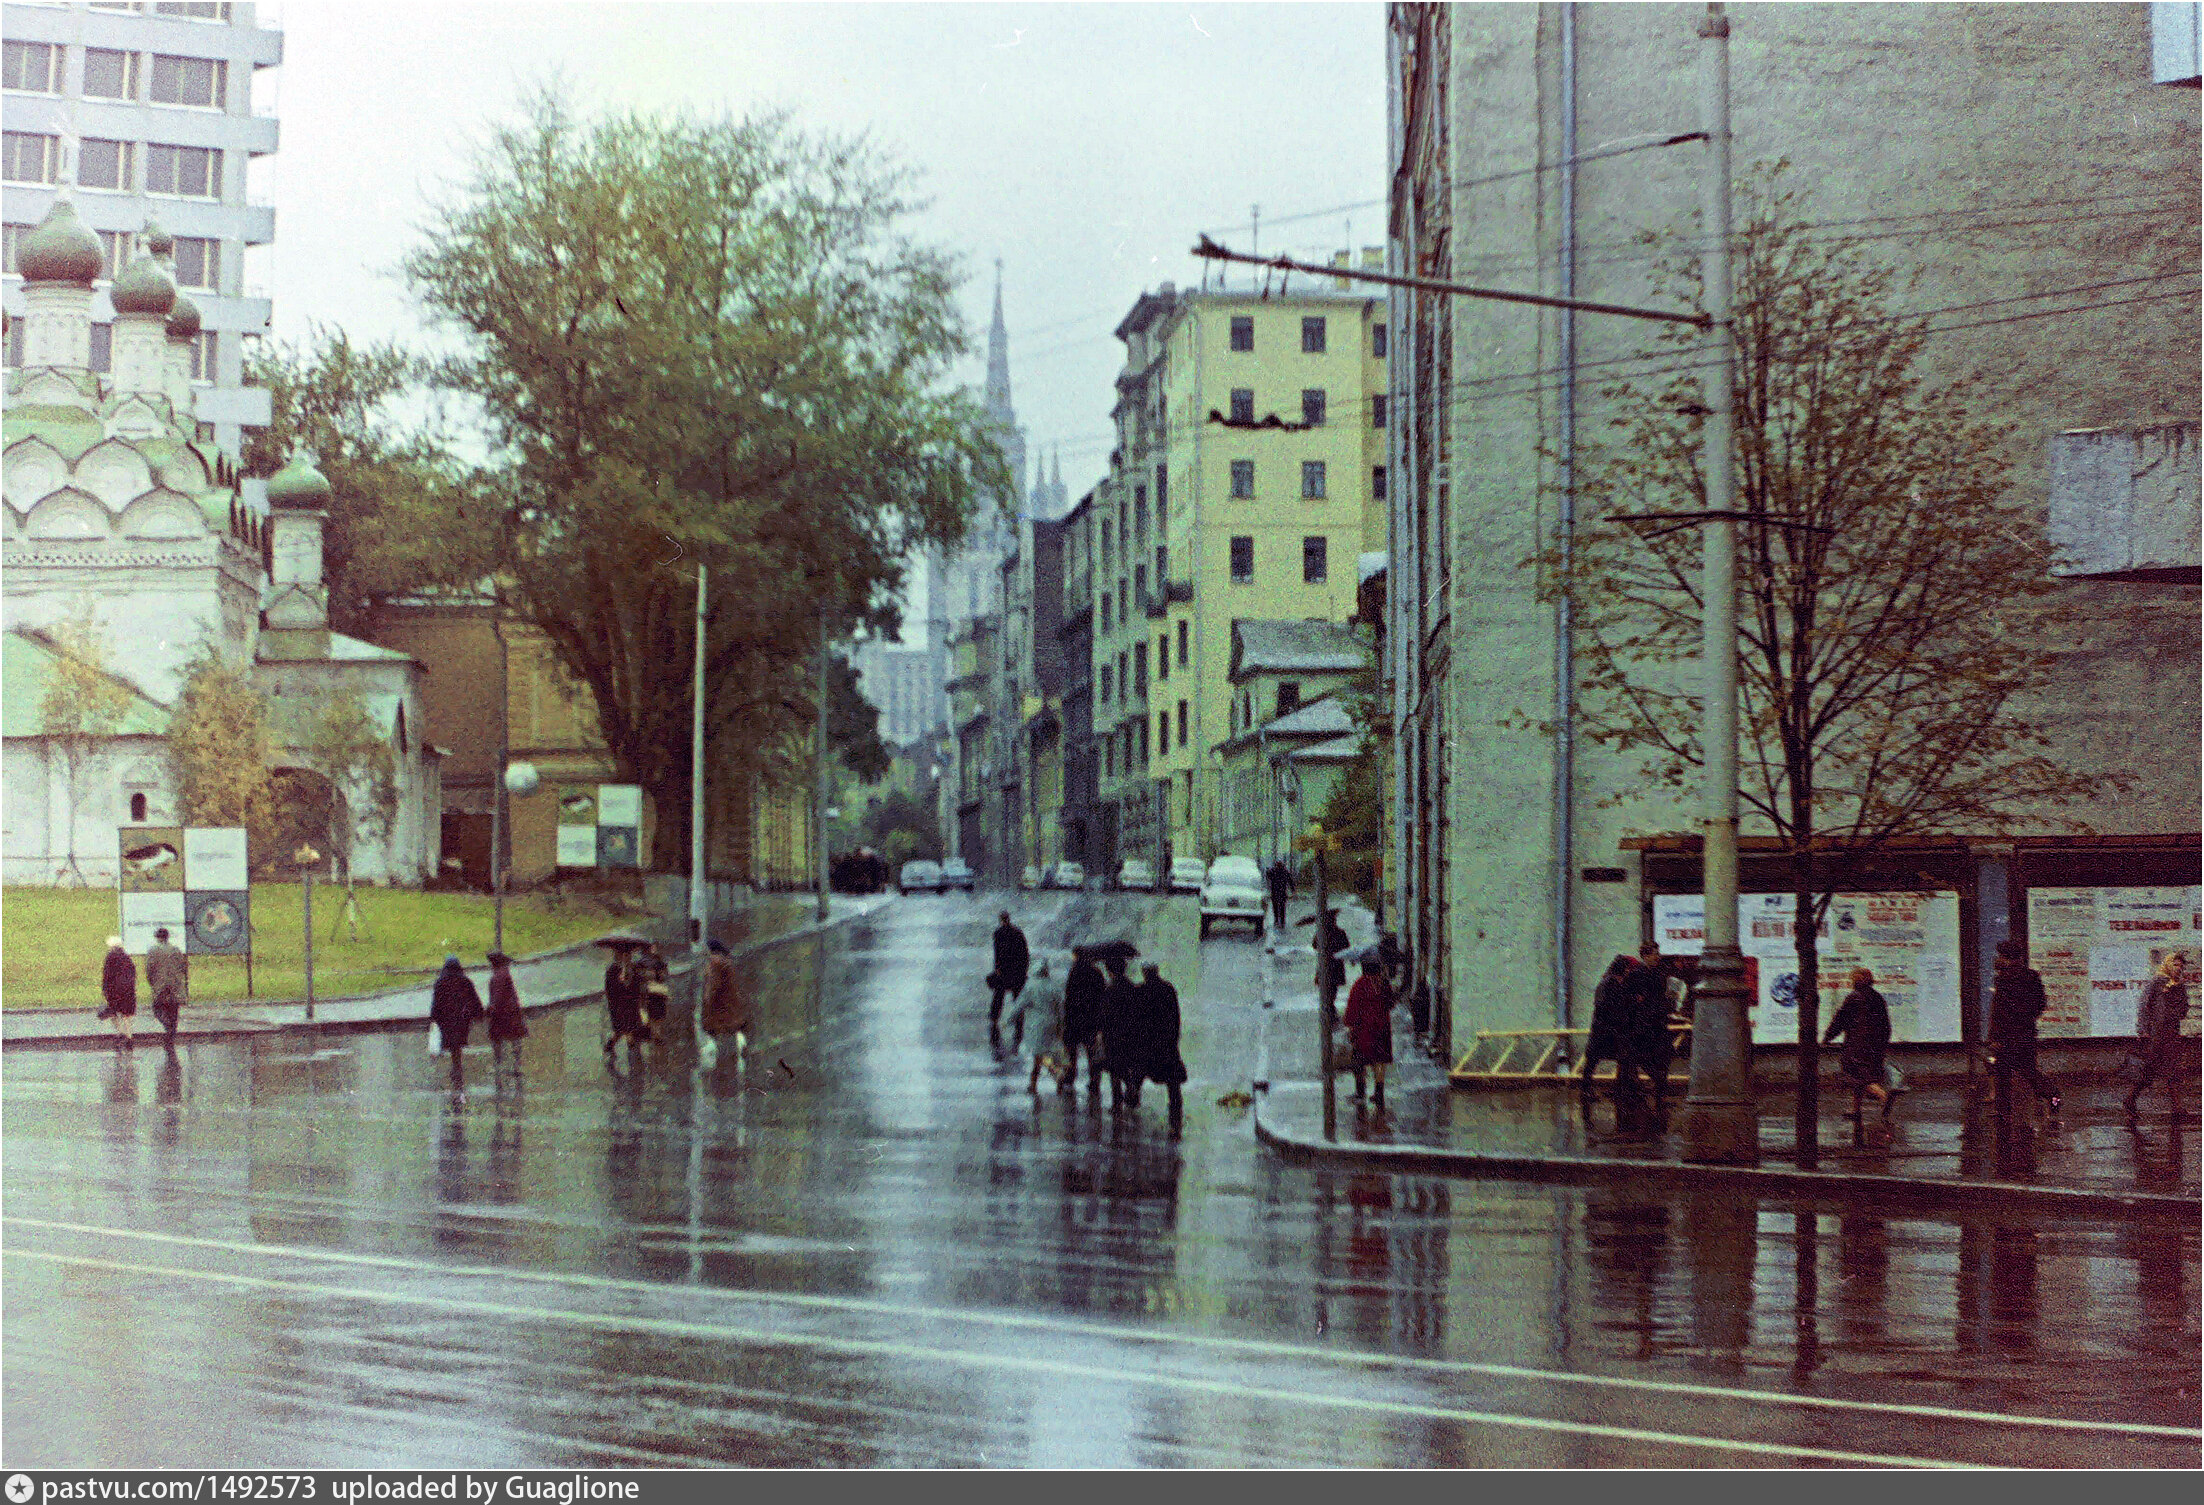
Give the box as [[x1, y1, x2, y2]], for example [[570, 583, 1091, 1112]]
[[1081, 938, 1140, 963], [594, 931, 652, 950]]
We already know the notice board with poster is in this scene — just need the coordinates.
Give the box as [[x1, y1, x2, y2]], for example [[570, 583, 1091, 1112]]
[[554, 783, 643, 869], [1654, 890, 1963, 1044], [2026, 886, 2201, 1038], [117, 825, 250, 956]]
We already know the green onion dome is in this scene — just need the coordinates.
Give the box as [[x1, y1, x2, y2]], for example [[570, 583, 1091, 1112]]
[[265, 455, 334, 510], [17, 200, 103, 286], [143, 220, 175, 258], [165, 291, 202, 340], [110, 251, 177, 316]]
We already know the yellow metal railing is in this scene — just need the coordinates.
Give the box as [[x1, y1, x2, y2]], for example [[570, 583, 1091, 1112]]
[[1450, 1024, 1692, 1086]]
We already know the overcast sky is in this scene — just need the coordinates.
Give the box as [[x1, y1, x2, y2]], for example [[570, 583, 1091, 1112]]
[[258, 1, 1390, 518]]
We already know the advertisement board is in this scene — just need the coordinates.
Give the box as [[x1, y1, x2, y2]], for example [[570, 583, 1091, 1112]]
[[2026, 885, 2201, 1038], [118, 826, 185, 892], [118, 826, 251, 957], [1654, 890, 1963, 1044], [120, 891, 185, 955], [554, 783, 642, 868]]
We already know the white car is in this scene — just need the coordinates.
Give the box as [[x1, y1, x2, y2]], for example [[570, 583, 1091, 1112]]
[[1047, 861, 1087, 891], [898, 860, 942, 895], [1200, 854, 1267, 937], [938, 858, 977, 893], [1168, 858, 1207, 894], [1116, 858, 1157, 892], [1021, 865, 1041, 891]]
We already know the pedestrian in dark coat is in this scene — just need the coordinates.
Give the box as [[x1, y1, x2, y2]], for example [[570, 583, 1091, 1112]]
[[484, 951, 526, 1083], [2122, 953, 2191, 1121], [144, 927, 187, 1045], [430, 956, 483, 1091], [1344, 959, 1394, 1109], [1987, 939, 2059, 1116], [1824, 967, 1894, 1121], [99, 935, 137, 1045], [603, 954, 647, 1064], [1126, 962, 1188, 1131], [633, 942, 672, 1041], [1098, 954, 1140, 1112], [989, 912, 1031, 1041], [1061, 951, 1108, 1100], [699, 939, 749, 1065], [1581, 950, 1666, 1132], [1266, 858, 1292, 931]]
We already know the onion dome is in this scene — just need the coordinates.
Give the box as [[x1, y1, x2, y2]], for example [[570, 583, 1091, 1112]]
[[266, 454, 334, 510], [17, 199, 103, 285], [166, 291, 202, 340], [110, 251, 177, 317], [143, 220, 175, 258]]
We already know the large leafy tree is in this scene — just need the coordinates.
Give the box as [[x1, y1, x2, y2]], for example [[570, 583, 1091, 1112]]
[[244, 328, 500, 637], [36, 604, 136, 887], [166, 646, 279, 865], [1544, 173, 2106, 1157], [405, 90, 1005, 870]]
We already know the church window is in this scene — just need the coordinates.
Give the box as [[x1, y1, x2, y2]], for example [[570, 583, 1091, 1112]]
[[89, 324, 113, 374], [130, 793, 148, 823], [394, 705, 408, 756]]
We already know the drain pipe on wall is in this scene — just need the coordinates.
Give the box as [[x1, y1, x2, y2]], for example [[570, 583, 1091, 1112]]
[[1555, 2, 1581, 1035]]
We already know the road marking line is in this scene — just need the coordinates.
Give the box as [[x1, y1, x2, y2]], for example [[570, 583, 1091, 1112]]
[[8, 1214, 2190, 1441], [3, 1249, 1976, 1469]]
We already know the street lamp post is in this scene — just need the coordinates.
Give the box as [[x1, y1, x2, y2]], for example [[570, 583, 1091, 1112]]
[[294, 843, 321, 1021]]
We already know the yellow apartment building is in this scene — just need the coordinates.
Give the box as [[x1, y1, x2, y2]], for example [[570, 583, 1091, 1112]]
[[1089, 263, 1388, 874]]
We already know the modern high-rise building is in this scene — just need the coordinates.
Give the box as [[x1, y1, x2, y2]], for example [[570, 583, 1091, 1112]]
[[3, 0, 278, 455]]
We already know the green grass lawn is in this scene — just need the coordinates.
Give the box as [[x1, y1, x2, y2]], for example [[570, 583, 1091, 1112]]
[[1, 885, 653, 1010]]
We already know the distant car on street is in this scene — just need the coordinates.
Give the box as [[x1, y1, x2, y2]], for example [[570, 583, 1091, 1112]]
[[1168, 857, 1207, 894], [898, 860, 942, 895], [1046, 861, 1087, 891], [1021, 865, 1041, 891], [1200, 854, 1267, 937], [1116, 858, 1157, 893], [938, 858, 977, 894]]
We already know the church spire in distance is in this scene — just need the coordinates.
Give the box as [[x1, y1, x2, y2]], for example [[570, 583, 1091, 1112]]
[[985, 257, 1013, 421]]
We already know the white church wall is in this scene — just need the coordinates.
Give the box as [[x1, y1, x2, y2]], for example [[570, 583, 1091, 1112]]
[[0, 734, 170, 886]]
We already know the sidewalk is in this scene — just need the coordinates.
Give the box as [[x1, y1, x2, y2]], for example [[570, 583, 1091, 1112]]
[[1248, 896, 2199, 1218], [2, 891, 895, 1049]]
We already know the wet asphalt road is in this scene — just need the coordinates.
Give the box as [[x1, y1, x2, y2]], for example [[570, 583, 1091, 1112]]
[[4, 892, 2198, 1469]]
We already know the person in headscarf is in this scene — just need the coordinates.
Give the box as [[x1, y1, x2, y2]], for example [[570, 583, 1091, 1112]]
[[430, 955, 484, 1092], [484, 951, 527, 1084], [99, 935, 137, 1046]]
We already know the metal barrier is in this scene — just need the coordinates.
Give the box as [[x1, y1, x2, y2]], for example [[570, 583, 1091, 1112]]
[[1450, 1024, 1692, 1086]]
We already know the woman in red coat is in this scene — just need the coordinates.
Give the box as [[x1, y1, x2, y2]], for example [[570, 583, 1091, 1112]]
[[1343, 958, 1395, 1109]]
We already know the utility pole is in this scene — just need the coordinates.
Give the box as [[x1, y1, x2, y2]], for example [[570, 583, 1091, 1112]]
[[815, 605, 831, 923], [1677, 2, 1758, 1167], [491, 612, 508, 957], [689, 562, 708, 958]]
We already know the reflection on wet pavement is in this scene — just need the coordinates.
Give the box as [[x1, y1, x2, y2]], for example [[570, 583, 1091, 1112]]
[[4, 897, 2197, 1468]]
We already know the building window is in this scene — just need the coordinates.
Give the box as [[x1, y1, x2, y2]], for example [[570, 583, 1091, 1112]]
[[1230, 459, 1255, 498], [1371, 393, 1389, 428], [1133, 564, 1146, 602], [1156, 632, 1169, 683], [1134, 643, 1147, 696], [88, 323, 113, 374], [1277, 682, 1302, 719], [1100, 664, 1113, 703], [3, 316, 21, 369], [173, 236, 219, 290], [1302, 460, 1328, 499], [1118, 579, 1128, 625], [153, 3, 235, 18], [1372, 464, 1388, 501], [1155, 545, 1167, 590], [130, 792, 148, 822], [1303, 535, 1328, 583], [2, 224, 20, 276], [97, 231, 136, 277], [1105, 739, 1114, 779], [1230, 315, 1254, 351], [3, 132, 59, 185], [1176, 620, 1188, 668], [1230, 387, 1254, 424], [189, 329, 218, 380], [146, 143, 221, 198], [1230, 536, 1254, 584], [394, 704, 409, 756], [1373, 323, 1388, 358], [82, 48, 141, 100], [1099, 593, 1111, 633], [149, 54, 225, 108], [1155, 463, 1168, 517], [1177, 699, 1189, 749], [79, 139, 134, 193], [3, 41, 61, 93], [1302, 388, 1327, 427], [1301, 316, 1327, 353], [1138, 718, 1148, 766]]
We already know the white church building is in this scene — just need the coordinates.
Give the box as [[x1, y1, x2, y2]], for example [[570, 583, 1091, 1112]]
[[2, 197, 439, 886]]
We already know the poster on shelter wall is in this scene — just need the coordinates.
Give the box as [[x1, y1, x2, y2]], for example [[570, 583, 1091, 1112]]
[[2026, 886, 2201, 1038], [1654, 890, 1963, 1043]]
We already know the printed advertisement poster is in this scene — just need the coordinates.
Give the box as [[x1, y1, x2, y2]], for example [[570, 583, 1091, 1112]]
[[556, 824, 598, 868], [597, 785, 642, 827], [117, 826, 185, 891], [1654, 890, 1962, 1043], [120, 891, 185, 955], [185, 890, 251, 955], [182, 826, 249, 891], [2026, 886, 2201, 1038]]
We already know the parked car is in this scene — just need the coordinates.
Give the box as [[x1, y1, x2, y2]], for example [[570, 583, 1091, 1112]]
[[1021, 865, 1041, 891], [1046, 861, 1087, 891], [1116, 858, 1157, 893], [1168, 857, 1207, 894], [1200, 854, 1267, 937], [938, 858, 977, 894], [898, 860, 942, 895]]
